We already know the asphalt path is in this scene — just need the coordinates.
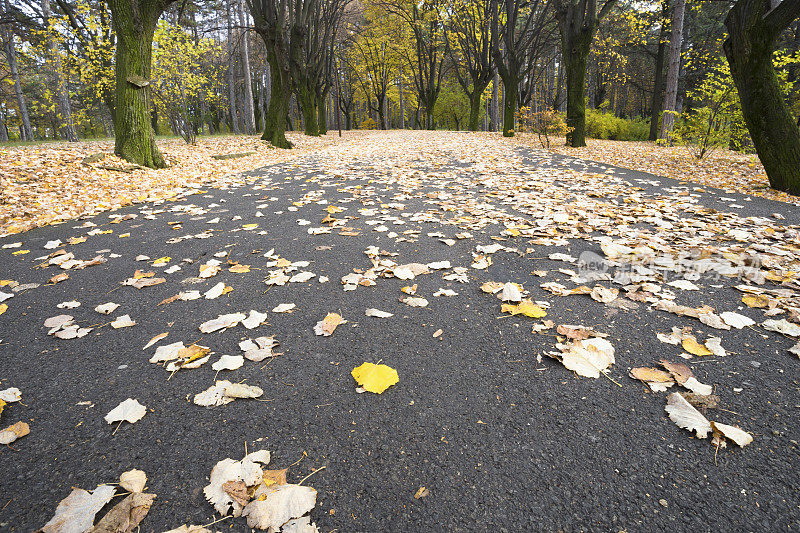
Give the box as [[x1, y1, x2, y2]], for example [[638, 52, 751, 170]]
[[0, 134, 798, 532]]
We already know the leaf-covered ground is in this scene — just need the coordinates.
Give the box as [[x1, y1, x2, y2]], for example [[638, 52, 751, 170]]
[[1, 131, 798, 531], [0, 132, 363, 236], [543, 137, 800, 205]]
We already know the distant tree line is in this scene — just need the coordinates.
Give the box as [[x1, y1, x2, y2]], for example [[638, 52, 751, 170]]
[[1, 0, 799, 193]]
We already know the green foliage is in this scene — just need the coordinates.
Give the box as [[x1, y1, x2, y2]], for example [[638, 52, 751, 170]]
[[433, 81, 475, 130], [358, 117, 378, 129], [585, 109, 649, 141], [671, 62, 746, 159], [515, 107, 571, 148]]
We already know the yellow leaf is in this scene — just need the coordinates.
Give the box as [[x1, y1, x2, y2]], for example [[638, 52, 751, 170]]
[[152, 256, 171, 266], [229, 264, 251, 273], [119, 233, 130, 238], [742, 294, 770, 308], [326, 205, 344, 213], [275, 258, 292, 268], [501, 300, 547, 318], [682, 337, 713, 356], [11, 250, 29, 255], [242, 223, 258, 230], [97, 230, 113, 234], [0, 303, 6, 316], [68, 237, 87, 245], [351, 362, 399, 394], [222, 285, 234, 295]]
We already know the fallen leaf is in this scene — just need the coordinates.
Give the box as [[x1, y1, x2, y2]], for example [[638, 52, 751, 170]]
[[143, 333, 168, 350], [665, 392, 711, 439], [88, 492, 155, 533], [212, 355, 245, 371], [314, 313, 344, 336], [119, 469, 147, 493], [40, 484, 117, 533], [365, 308, 393, 318], [104, 398, 146, 425], [711, 421, 753, 447], [242, 484, 317, 531], [555, 338, 615, 378], [0, 421, 30, 444], [351, 362, 399, 393], [501, 300, 546, 318]]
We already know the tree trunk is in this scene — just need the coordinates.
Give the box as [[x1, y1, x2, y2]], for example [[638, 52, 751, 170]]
[[297, 83, 319, 136], [2, 0, 33, 141], [468, 91, 481, 131], [317, 91, 328, 135], [502, 79, 517, 137], [490, 71, 499, 131], [563, 43, 589, 146], [225, 0, 240, 134], [398, 68, 405, 129], [649, 7, 668, 141], [378, 95, 387, 130], [108, 0, 171, 168], [724, 0, 800, 194], [262, 51, 292, 148], [43, 0, 77, 141], [659, 0, 686, 140], [238, 0, 256, 134]]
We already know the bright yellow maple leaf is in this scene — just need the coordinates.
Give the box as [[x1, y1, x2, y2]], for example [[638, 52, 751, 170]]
[[351, 362, 399, 394], [229, 264, 251, 273], [0, 303, 6, 316], [501, 300, 547, 318]]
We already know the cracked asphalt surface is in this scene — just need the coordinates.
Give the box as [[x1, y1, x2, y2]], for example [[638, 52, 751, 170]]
[[0, 131, 798, 532]]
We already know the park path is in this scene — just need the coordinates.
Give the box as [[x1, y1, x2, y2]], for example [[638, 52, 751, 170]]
[[0, 131, 798, 531]]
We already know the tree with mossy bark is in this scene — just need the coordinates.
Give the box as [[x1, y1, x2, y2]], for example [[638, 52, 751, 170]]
[[554, 0, 619, 147], [490, 0, 552, 137], [108, 0, 178, 169], [724, 0, 800, 195], [247, 0, 303, 148]]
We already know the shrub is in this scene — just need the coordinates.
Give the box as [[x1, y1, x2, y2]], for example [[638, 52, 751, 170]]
[[585, 109, 649, 141], [515, 107, 572, 148], [358, 117, 377, 130]]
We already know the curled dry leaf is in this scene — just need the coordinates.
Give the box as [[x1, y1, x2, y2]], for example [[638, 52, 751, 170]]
[[365, 308, 393, 318], [110, 314, 136, 329], [762, 319, 800, 337], [665, 392, 712, 439], [400, 296, 429, 307], [711, 421, 753, 447], [554, 338, 615, 378], [659, 360, 713, 395], [39, 484, 116, 533], [314, 313, 345, 336], [203, 450, 271, 516], [240, 336, 279, 361], [0, 421, 30, 445], [119, 469, 147, 493], [242, 310, 269, 329], [720, 311, 755, 329], [88, 492, 156, 533], [590, 285, 618, 304], [212, 354, 245, 371], [242, 484, 317, 531], [629, 367, 675, 392], [199, 312, 247, 333]]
